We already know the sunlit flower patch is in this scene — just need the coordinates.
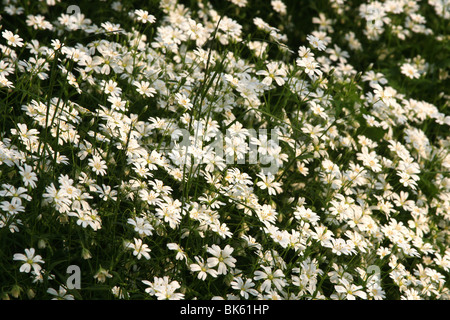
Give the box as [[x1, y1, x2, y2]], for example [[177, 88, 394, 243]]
[[0, 0, 449, 300]]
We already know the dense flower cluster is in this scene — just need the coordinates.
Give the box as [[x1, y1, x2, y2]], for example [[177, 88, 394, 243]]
[[0, 0, 449, 300]]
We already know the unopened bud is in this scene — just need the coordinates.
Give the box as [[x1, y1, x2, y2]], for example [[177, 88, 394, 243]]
[[38, 239, 47, 249], [27, 288, 36, 299], [82, 248, 92, 260], [10, 285, 21, 298]]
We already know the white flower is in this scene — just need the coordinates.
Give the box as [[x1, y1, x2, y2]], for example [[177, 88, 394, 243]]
[[271, 0, 287, 15], [134, 9, 156, 24], [0, 75, 14, 88], [306, 34, 326, 51], [13, 248, 44, 274], [190, 256, 218, 280], [1, 198, 25, 214], [255, 61, 287, 86], [2, 30, 24, 47], [126, 238, 151, 260], [175, 93, 193, 110], [256, 171, 283, 195], [133, 80, 157, 97], [357, 146, 382, 172], [400, 63, 420, 79], [47, 286, 75, 300], [253, 266, 286, 293], [335, 278, 367, 300], [296, 56, 323, 78], [367, 282, 386, 300], [206, 244, 236, 275], [127, 217, 154, 237], [19, 164, 38, 188], [231, 276, 259, 298], [142, 276, 184, 300], [294, 206, 320, 225], [88, 155, 107, 176], [167, 243, 187, 261], [101, 79, 122, 96]]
